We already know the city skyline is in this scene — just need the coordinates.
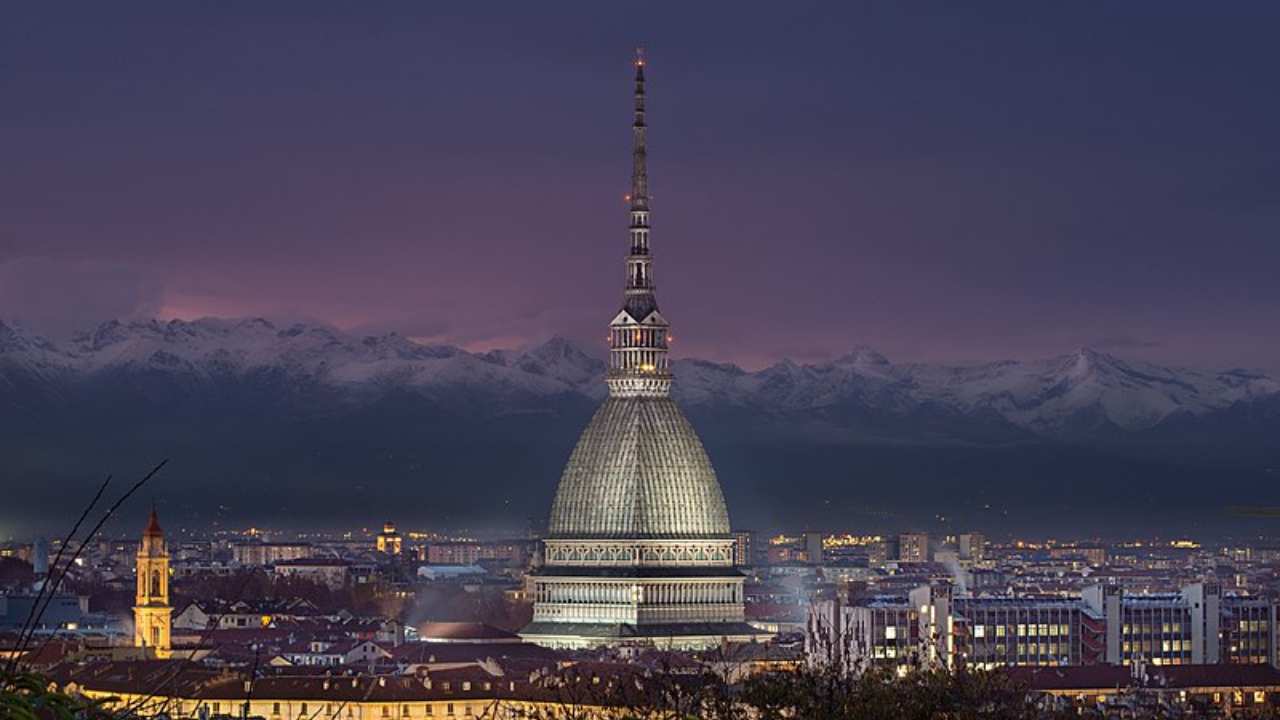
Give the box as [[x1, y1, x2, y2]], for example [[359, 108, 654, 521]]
[[6, 7, 1280, 718], [5, 4, 1280, 370]]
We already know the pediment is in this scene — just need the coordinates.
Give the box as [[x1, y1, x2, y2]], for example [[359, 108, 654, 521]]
[[640, 310, 668, 326], [610, 310, 639, 325]]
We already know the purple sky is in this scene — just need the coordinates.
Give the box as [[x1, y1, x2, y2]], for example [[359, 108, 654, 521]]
[[4, 3, 1279, 369]]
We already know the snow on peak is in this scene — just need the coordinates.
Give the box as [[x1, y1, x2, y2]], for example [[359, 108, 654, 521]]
[[1, 317, 1277, 436], [512, 336, 606, 388], [835, 346, 891, 368], [0, 320, 66, 374]]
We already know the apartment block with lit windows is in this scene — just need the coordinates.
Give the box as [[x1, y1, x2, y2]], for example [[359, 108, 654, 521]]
[[1080, 583, 1274, 667], [1223, 595, 1278, 665], [953, 597, 1104, 668], [813, 581, 1278, 672]]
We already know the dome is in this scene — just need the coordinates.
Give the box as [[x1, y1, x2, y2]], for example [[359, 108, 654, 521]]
[[548, 396, 730, 539]]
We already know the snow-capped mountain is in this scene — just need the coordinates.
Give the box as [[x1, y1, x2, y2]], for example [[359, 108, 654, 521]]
[[3, 317, 1279, 535], [1, 316, 1278, 441]]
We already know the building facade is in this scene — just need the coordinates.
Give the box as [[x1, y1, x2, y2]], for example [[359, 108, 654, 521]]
[[274, 558, 353, 589], [521, 53, 764, 649], [133, 510, 172, 659], [957, 533, 985, 563], [376, 521, 403, 555], [813, 581, 1278, 672], [232, 541, 314, 566], [426, 540, 530, 566], [898, 533, 929, 563], [733, 531, 758, 568]]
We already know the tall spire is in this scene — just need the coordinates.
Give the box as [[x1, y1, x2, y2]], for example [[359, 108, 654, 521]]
[[144, 505, 163, 537], [631, 47, 648, 211], [607, 49, 671, 399]]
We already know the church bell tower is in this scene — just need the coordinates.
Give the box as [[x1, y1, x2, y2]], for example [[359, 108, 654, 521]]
[[133, 508, 172, 659]]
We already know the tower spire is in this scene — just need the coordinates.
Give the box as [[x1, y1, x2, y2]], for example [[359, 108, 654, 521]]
[[134, 503, 171, 659], [608, 49, 671, 398], [631, 47, 648, 210]]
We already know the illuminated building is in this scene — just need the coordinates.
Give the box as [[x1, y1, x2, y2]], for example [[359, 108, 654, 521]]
[[57, 659, 1280, 718], [811, 585, 954, 670], [898, 532, 929, 563], [1047, 545, 1108, 566], [1223, 596, 1279, 666], [732, 530, 758, 567], [59, 664, 607, 719], [133, 509, 172, 659], [521, 52, 765, 649], [426, 540, 530, 566], [274, 558, 354, 589], [957, 596, 1104, 667], [376, 521, 403, 555], [815, 586, 1104, 671], [814, 581, 1278, 671], [1085, 582, 1277, 667], [232, 541, 314, 566], [957, 532, 985, 563]]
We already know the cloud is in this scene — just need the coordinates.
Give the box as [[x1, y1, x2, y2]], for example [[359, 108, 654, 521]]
[[0, 257, 165, 338]]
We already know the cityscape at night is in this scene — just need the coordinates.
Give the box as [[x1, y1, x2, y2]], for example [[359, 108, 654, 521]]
[[4, 4, 1280, 718]]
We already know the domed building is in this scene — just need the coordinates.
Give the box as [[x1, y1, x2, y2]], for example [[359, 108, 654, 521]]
[[520, 53, 768, 650]]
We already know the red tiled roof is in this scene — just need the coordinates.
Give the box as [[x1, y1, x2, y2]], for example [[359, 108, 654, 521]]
[[417, 622, 519, 642], [144, 508, 163, 537]]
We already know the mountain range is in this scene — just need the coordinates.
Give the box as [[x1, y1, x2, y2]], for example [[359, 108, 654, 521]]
[[3, 317, 1279, 536]]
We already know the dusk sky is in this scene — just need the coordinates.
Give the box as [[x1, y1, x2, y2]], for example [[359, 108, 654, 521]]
[[4, 3, 1279, 369]]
